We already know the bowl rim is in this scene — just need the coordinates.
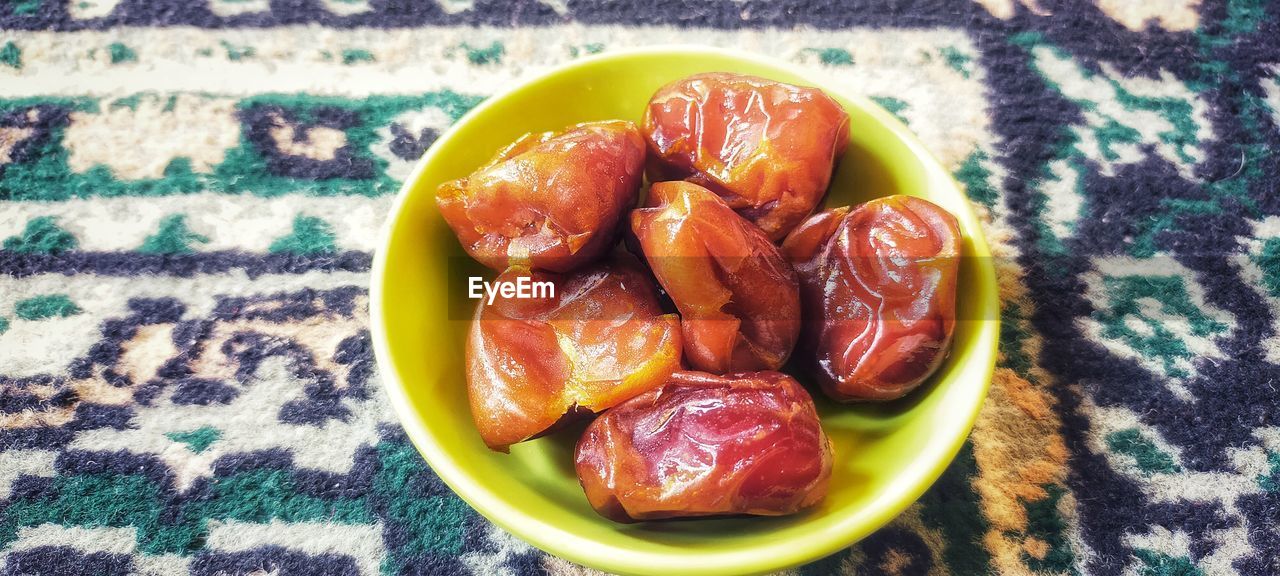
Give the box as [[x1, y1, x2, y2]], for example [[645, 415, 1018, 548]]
[[370, 44, 1000, 576]]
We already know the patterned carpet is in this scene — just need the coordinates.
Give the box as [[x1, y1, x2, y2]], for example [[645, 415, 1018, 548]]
[[2, 0, 1279, 574]]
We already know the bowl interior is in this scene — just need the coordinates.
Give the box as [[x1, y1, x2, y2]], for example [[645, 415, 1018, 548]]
[[372, 47, 999, 576]]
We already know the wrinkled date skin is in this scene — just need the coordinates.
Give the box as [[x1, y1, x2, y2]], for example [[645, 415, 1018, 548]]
[[630, 181, 800, 373], [781, 195, 961, 402], [575, 370, 833, 522], [437, 121, 646, 273], [642, 72, 850, 241], [467, 254, 683, 451]]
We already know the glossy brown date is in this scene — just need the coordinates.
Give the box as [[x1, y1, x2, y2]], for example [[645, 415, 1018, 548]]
[[781, 195, 961, 402], [575, 370, 833, 522], [642, 72, 850, 241], [437, 121, 645, 273], [467, 254, 683, 451], [630, 181, 801, 373]]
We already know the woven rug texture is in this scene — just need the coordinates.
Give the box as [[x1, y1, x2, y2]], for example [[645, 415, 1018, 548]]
[[2, 0, 1279, 574]]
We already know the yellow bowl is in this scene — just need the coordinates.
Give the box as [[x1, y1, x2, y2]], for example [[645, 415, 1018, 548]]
[[370, 46, 999, 576]]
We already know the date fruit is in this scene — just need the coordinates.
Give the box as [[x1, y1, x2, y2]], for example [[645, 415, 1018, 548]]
[[437, 120, 645, 273], [642, 72, 850, 241], [781, 195, 961, 402], [630, 181, 801, 373], [467, 254, 683, 451], [575, 370, 833, 522]]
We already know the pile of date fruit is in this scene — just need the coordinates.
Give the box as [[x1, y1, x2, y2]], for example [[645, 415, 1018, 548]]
[[436, 72, 961, 523]]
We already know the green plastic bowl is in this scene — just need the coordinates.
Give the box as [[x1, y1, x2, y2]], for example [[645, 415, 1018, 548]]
[[370, 46, 999, 576]]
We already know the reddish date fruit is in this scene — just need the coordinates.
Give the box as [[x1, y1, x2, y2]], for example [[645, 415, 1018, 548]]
[[642, 72, 850, 241], [781, 195, 961, 402], [436, 121, 645, 273], [630, 181, 801, 373], [467, 254, 683, 452], [575, 370, 833, 522]]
